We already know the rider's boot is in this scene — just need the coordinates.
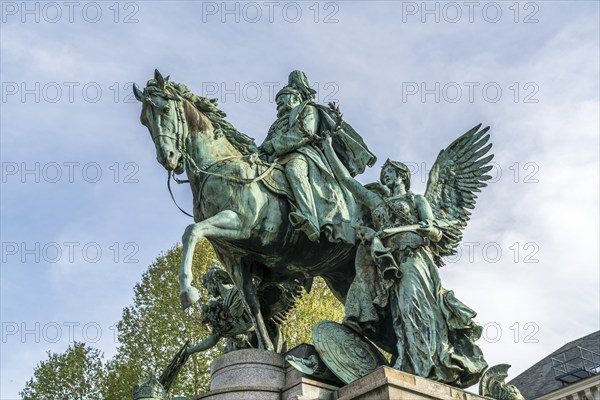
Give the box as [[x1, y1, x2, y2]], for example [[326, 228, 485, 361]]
[[289, 212, 319, 242]]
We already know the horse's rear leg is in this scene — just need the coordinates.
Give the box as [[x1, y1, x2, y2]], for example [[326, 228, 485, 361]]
[[179, 210, 246, 309], [231, 261, 275, 352]]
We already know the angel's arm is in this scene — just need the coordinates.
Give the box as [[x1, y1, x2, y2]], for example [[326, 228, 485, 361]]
[[322, 135, 380, 210], [415, 194, 442, 242], [186, 333, 221, 355]]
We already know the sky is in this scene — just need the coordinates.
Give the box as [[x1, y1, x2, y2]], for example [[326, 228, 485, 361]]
[[1, 0, 599, 398]]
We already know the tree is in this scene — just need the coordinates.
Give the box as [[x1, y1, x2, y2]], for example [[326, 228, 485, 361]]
[[280, 277, 345, 347], [102, 241, 219, 399], [19, 342, 105, 400], [22, 240, 347, 399], [103, 240, 346, 398]]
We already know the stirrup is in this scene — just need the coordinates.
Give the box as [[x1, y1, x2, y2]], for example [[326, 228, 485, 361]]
[[289, 212, 320, 241]]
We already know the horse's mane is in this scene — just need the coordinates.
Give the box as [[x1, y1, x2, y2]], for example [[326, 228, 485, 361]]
[[171, 82, 258, 155]]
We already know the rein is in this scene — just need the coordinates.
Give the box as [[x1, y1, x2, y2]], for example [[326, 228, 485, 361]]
[[168, 171, 194, 218], [159, 92, 277, 218], [182, 152, 277, 185]]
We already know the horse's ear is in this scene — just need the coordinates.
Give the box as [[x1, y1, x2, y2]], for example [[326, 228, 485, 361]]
[[154, 69, 165, 89], [133, 83, 144, 102], [165, 75, 170, 82]]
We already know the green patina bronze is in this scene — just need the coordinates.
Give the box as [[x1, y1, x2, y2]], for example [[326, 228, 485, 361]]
[[312, 320, 388, 384], [321, 124, 492, 388], [186, 265, 300, 355], [133, 70, 520, 396], [480, 364, 525, 400], [133, 344, 189, 400], [133, 70, 369, 353]]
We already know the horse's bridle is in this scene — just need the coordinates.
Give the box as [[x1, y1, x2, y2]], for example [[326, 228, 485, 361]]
[[151, 89, 277, 218], [149, 90, 196, 217]]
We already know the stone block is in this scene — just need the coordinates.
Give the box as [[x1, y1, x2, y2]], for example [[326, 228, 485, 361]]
[[281, 377, 339, 400], [336, 366, 488, 400], [193, 348, 486, 400], [195, 386, 280, 400], [210, 349, 285, 391]]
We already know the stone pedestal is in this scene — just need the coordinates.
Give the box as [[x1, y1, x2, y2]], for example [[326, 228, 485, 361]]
[[194, 348, 487, 400], [281, 345, 342, 400], [336, 366, 488, 400], [193, 348, 340, 400], [194, 349, 285, 400]]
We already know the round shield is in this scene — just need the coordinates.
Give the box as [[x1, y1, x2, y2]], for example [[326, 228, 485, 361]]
[[312, 320, 388, 384]]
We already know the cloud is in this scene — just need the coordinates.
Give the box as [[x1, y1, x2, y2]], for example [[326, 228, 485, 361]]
[[2, 2, 598, 397]]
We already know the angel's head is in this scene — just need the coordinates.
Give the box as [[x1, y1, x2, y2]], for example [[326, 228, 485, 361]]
[[381, 159, 411, 192]]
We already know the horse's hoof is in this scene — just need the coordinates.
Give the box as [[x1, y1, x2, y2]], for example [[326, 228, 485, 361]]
[[180, 287, 200, 310], [263, 341, 275, 352], [257, 336, 275, 352]]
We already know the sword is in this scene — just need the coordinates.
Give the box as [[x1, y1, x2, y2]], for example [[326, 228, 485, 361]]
[[381, 224, 421, 237], [381, 220, 457, 238]]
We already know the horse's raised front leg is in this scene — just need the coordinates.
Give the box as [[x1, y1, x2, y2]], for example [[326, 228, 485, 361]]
[[179, 209, 275, 352], [179, 210, 247, 309]]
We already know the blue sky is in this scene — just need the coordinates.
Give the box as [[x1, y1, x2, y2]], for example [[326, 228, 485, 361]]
[[1, 1, 599, 397]]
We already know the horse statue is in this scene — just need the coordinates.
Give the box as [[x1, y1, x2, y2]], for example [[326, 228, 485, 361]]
[[133, 70, 361, 351]]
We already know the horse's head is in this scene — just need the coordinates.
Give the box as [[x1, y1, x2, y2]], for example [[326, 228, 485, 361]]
[[134, 69, 185, 174]]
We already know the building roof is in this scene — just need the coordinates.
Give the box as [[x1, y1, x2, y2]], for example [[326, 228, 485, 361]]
[[508, 330, 600, 399]]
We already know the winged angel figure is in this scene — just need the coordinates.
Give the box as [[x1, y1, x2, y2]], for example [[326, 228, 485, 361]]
[[322, 123, 493, 388]]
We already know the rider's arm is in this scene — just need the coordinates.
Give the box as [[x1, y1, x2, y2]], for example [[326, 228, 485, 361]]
[[259, 123, 277, 155], [271, 105, 319, 156], [260, 140, 275, 154]]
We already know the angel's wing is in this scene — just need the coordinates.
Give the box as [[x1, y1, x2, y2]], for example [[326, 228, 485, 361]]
[[424, 124, 494, 264]]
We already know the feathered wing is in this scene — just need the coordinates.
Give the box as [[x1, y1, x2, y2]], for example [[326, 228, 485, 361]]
[[424, 124, 494, 266]]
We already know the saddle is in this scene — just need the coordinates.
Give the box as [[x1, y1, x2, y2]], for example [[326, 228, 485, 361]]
[[255, 160, 295, 202]]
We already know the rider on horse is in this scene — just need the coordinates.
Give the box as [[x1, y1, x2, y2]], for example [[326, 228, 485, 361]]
[[260, 71, 377, 242]]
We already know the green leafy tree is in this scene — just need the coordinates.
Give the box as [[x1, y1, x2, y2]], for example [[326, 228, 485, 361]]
[[103, 240, 346, 398], [102, 241, 219, 399], [281, 277, 345, 347], [22, 240, 348, 399], [19, 342, 105, 400]]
